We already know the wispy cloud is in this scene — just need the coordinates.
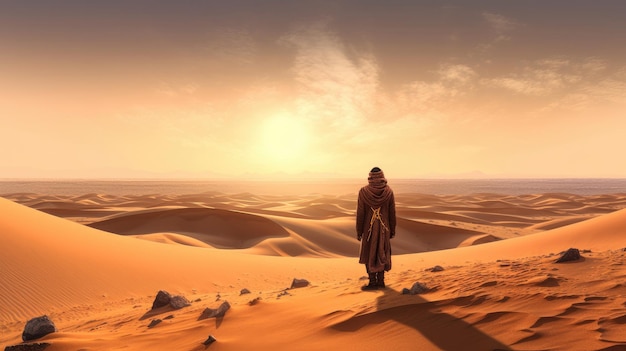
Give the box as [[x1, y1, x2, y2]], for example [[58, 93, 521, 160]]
[[396, 64, 477, 113], [439, 64, 477, 84], [541, 65, 626, 112], [482, 12, 519, 42], [272, 21, 465, 170], [485, 59, 583, 95], [476, 12, 522, 55], [280, 21, 379, 131]]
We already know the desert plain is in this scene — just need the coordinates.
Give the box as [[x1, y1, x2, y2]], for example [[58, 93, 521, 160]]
[[3, 183, 626, 350]]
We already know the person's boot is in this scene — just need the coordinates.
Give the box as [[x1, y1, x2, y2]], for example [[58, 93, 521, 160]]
[[361, 273, 378, 291], [376, 271, 386, 289]]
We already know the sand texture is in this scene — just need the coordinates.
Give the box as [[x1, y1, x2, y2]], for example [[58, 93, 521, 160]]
[[2, 190, 626, 350]]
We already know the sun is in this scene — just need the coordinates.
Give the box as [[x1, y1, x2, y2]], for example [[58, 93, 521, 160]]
[[258, 113, 311, 165]]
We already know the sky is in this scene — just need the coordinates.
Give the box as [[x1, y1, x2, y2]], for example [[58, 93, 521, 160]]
[[2, 0, 626, 179]]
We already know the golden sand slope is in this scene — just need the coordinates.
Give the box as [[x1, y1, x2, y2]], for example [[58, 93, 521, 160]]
[[2, 193, 626, 350]]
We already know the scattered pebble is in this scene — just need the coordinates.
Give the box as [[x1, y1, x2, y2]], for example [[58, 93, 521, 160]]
[[402, 282, 429, 295], [556, 248, 582, 263], [202, 335, 217, 346], [148, 319, 162, 328], [200, 301, 231, 319], [430, 265, 444, 272], [290, 278, 310, 289]]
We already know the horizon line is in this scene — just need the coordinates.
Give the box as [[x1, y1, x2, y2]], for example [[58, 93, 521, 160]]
[[3, 176, 626, 182]]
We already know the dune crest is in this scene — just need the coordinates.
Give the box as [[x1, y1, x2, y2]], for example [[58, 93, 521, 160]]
[[88, 207, 291, 249]]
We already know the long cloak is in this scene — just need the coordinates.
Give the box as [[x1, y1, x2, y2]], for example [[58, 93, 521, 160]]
[[356, 182, 396, 273]]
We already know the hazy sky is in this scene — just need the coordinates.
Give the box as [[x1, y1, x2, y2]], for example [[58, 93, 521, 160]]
[[2, 1, 626, 179]]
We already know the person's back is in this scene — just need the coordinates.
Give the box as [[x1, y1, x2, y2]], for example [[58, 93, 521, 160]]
[[356, 167, 396, 290]]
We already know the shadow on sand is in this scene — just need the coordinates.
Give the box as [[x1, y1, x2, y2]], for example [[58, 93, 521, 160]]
[[332, 285, 511, 351], [139, 305, 177, 321]]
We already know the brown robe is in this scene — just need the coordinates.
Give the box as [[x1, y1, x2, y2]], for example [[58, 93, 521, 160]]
[[356, 180, 396, 273]]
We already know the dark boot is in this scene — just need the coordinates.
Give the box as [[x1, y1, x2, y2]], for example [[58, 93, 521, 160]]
[[376, 271, 386, 289], [361, 273, 378, 291]]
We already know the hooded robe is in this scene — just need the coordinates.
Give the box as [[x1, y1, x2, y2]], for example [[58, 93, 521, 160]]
[[356, 169, 396, 273]]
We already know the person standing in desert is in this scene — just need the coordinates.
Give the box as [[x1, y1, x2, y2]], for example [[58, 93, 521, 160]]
[[356, 167, 397, 290]]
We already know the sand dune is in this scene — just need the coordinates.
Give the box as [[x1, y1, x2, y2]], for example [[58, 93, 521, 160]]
[[2, 191, 626, 350], [130, 233, 215, 248], [88, 208, 291, 249]]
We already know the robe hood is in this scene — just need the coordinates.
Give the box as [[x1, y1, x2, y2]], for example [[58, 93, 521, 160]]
[[360, 168, 393, 208]]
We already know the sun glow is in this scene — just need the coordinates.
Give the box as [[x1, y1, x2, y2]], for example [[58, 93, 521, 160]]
[[258, 114, 311, 166]]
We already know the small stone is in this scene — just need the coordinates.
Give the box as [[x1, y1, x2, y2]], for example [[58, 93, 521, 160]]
[[402, 282, 429, 295], [169, 295, 191, 310], [290, 278, 310, 289], [248, 297, 262, 306], [556, 248, 582, 263], [430, 265, 444, 272], [240, 288, 251, 295], [163, 315, 174, 320], [202, 335, 217, 346], [152, 290, 172, 309], [147, 319, 162, 328], [200, 301, 231, 319], [22, 316, 57, 342]]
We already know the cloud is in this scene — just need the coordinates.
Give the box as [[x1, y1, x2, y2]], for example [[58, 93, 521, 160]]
[[438, 64, 477, 84], [476, 12, 522, 54], [484, 57, 616, 102], [396, 64, 477, 113], [591, 66, 626, 102], [280, 21, 379, 131], [541, 66, 626, 113], [270, 21, 470, 172], [482, 12, 519, 41], [485, 59, 583, 95], [275, 22, 488, 166]]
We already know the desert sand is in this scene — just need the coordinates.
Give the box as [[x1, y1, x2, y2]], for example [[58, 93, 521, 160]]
[[2, 188, 626, 350]]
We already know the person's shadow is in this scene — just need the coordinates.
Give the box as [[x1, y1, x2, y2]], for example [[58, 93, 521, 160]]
[[332, 285, 511, 351]]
